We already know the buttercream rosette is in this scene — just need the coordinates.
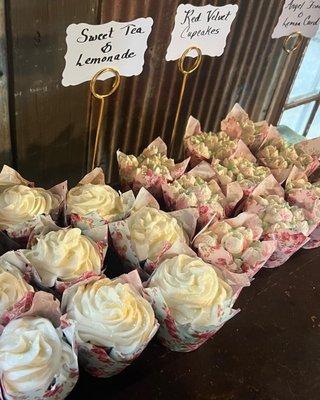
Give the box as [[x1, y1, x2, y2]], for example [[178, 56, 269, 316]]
[[21, 217, 108, 294], [193, 213, 277, 286], [285, 167, 320, 249], [0, 165, 66, 246], [61, 270, 158, 378], [256, 132, 319, 182], [145, 248, 240, 352], [0, 291, 78, 400], [163, 162, 243, 229], [243, 176, 313, 267], [220, 103, 270, 152], [184, 116, 256, 168], [0, 251, 34, 324], [117, 137, 189, 199], [109, 188, 198, 278], [213, 157, 271, 196], [66, 167, 135, 230]]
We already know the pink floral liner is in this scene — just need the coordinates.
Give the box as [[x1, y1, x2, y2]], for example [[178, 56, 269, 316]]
[[117, 137, 190, 200], [220, 103, 269, 152], [0, 165, 67, 246], [21, 216, 108, 294], [61, 271, 159, 378], [67, 167, 135, 230], [242, 175, 312, 268], [0, 292, 78, 400], [193, 213, 277, 286], [285, 166, 320, 250], [144, 247, 242, 352], [163, 162, 243, 229], [184, 116, 256, 168]]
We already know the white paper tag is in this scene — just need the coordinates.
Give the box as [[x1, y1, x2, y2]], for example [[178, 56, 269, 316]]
[[272, 0, 320, 39], [62, 18, 153, 87], [165, 3, 238, 61]]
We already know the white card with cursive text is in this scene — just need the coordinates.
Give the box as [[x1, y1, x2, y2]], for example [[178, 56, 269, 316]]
[[165, 3, 238, 61], [272, 0, 320, 38], [62, 18, 153, 86]]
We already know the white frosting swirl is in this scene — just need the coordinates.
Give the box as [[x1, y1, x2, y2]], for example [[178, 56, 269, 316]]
[[67, 183, 123, 219], [0, 260, 34, 316], [24, 228, 101, 286], [0, 317, 66, 396], [0, 185, 59, 230], [66, 278, 156, 356], [148, 254, 232, 327], [127, 207, 187, 261]]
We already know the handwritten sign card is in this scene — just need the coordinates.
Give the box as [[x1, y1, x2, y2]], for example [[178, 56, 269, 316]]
[[165, 3, 238, 61], [272, 0, 320, 38], [62, 18, 153, 86]]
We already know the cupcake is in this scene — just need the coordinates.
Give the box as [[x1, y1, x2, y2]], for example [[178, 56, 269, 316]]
[[0, 165, 65, 245], [117, 137, 189, 199], [22, 219, 107, 293], [0, 292, 78, 400], [193, 213, 276, 286], [257, 136, 318, 182], [244, 194, 311, 267], [213, 157, 271, 195], [62, 271, 158, 377], [0, 252, 34, 321], [67, 167, 135, 230], [145, 254, 239, 352], [184, 116, 256, 167], [163, 162, 242, 228], [285, 167, 320, 249], [109, 187, 197, 277]]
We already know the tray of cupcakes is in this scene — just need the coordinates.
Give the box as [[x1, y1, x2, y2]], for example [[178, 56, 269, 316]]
[[0, 104, 320, 399]]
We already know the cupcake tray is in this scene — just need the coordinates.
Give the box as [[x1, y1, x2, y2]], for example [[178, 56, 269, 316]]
[[66, 245, 320, 400]]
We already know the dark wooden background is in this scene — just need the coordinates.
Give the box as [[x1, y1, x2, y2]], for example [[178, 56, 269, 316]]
[[0, 0, 307, 186]]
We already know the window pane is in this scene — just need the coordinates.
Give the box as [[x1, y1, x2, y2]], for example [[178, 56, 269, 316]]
[[288, 28, 320, 101], [278, 102, 315, 135], [307, 107, 320, 139]]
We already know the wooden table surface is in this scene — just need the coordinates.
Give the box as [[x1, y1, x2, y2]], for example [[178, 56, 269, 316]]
[[67, 247, 320, 400]]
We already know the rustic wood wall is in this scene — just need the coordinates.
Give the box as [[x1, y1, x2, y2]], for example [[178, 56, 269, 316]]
[[1, 0, 307, 187]]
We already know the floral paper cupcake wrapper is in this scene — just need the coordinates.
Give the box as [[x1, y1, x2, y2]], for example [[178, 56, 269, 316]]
[[193, 212, 277, 287], [144, 245, 242, 352], [256, 129, 320, 183], [184, 116, 256, 168], [117, 137, 190, 199], [163, 162, 243, 229], [0, 165, 67, 247], [0, 251, 34, 324], [243, 175, 311, 268], [67, 167, 135, 230], [285, 166, 320, 249], [61, 270, 159, 378], [0, 291, 78, 400], [220, 103, 270, 152], [20, 216, 108, 294], [109, 188, 198, 279]]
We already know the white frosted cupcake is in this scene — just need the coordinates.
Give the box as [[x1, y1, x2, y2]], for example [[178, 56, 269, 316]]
[[0, 258, 34, 319], [23, 227, 102, 290], [0, 316, 78, 400], [62, 273, 158, 377], [146, 254, 238, 352], [0, 184, 59, 241], [127, 207, 187, 263]]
